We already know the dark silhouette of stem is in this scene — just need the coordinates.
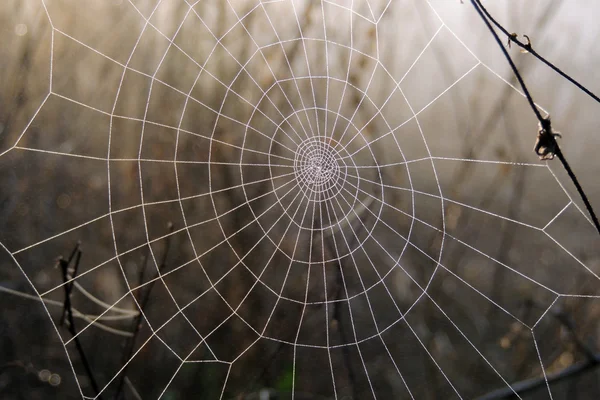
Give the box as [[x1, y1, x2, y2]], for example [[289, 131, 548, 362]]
[[478, 298, 599, 399], [470, 0, 600, 237], [554, 147, 600, 235], [59, 243, 81, 326], [469, 1, 600, 396], [331, 257, 357, 400], [323, 207, 372, 399], [473, 0, 600, 105], [476, 354, 600, 400], [114, 223, 174, 400], [59, 243, 103, 399]]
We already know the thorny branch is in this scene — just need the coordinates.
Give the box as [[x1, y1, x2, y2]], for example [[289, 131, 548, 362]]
[[468, 0, 600, 397], [470, 0, 600, 237], [473, 0, 600, 105]]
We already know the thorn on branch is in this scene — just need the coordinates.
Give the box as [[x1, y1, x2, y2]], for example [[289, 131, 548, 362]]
[[534, 116, 562, 160], [507, 33, 518, 48], [505, 32, 531, 53], [472, 0, 600, 105], [521, 35, 532, 54]]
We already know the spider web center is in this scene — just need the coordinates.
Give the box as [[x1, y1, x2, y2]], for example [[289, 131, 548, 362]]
[[294, 136, 344, 202]]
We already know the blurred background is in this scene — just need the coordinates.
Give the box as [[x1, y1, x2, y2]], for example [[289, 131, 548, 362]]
[[1, 0, 599, 399]]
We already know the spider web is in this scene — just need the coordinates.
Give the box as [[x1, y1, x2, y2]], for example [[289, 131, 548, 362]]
[[1, 0, 599, 399]]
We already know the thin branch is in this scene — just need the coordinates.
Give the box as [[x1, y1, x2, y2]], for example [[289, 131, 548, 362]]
[[473, 0, 600, 105], [554, 146, 600, 236], [478, 298, 599, 399], [58, 244, 103, 399], [476, 353, 600, 400], [114, 222, 174, 400], [469, 2, 600, 396], [324, 204, 375, 399], [470, 0, 600, 237], [60, 243, 81, 326], [330, 253, 357, 400]]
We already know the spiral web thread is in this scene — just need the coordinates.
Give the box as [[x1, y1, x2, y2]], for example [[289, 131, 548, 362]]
[[1, 0, 599, 399]]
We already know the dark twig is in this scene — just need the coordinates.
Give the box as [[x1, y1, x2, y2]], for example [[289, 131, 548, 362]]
[[470, 0, 600, 237], [58, 243, 103, 399], [469, 1, 542, 120], [60, 242, 81, 326], [476, 353, 600, 400], [331, 256, 357, 400], [114, 222, 174, 400], [478, 299, 600, 399], [473, 0, 600, 105], [554, 147, 600, 236], [324, 207, 373, 399]]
